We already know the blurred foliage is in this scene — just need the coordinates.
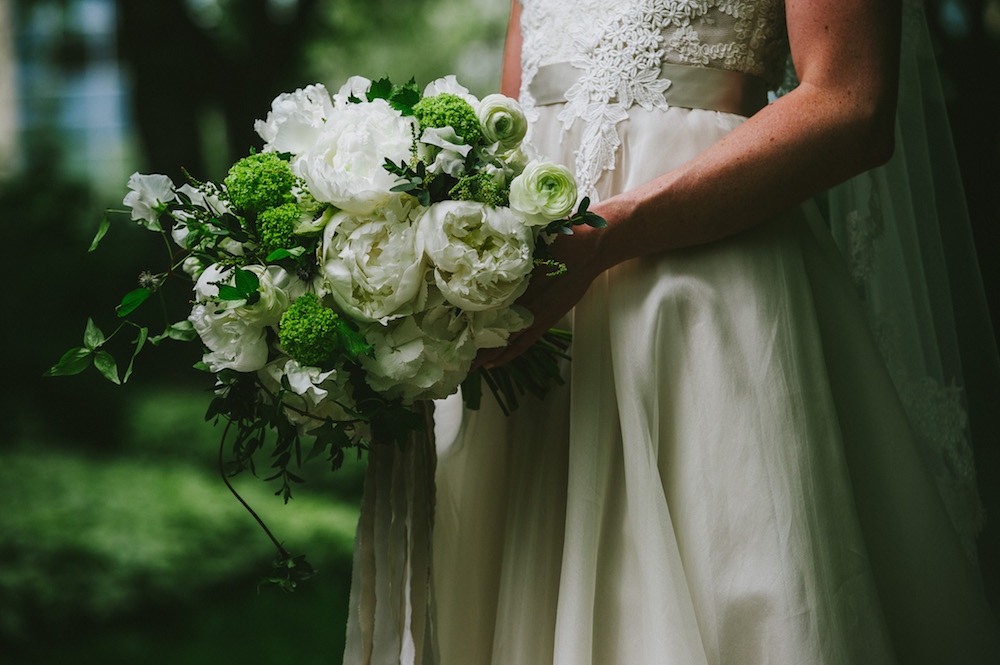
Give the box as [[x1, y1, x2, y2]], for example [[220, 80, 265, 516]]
[[0, 386, 365, 661]]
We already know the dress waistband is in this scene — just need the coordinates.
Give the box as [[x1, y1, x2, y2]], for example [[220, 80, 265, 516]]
[[529, 62, 769, 117]]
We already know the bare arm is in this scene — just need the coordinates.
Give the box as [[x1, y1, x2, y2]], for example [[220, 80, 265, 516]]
[[484, 0, 901, 367], [500, 0, 523, 99]]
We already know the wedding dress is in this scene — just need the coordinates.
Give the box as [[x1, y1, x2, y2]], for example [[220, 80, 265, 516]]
[[424, 1, 1000, 664]]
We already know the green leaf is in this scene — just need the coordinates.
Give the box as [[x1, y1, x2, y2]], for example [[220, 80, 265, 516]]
[[88, 211, 112, 252], [149, 320, 197, 345], [216, 284, 245, 301], [389, 78, 420, 115], [44, 347, 93, 377], [461, 370, 483, 410], [93, 350, 121, 384], [117, 288, 153, 317], [234, 267, 260, 295], [367, 76, 393, 102], [123, 327, 148, 383], [83, 318, 105, 350]]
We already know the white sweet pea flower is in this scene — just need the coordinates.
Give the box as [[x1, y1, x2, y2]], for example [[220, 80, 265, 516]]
[[292, 98, 415, 215], [319, 199, 428, 324], [258, 357, 357, 433], [333, 76, 373, 107], [423, 75, 480, 110], [478, 94, 528, 151], [254, 84, 334, 155], [171, 183, 235, 250], [189, 302, 269, 373], [421, 126, 474, 177], [509, 160, 578, 222], [123, 173, 175, 230], [417, 200, 534, 311]]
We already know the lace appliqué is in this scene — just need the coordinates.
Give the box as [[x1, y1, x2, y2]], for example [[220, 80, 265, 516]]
[[558, 2, 675, 196], [519, 0, 787, 198]]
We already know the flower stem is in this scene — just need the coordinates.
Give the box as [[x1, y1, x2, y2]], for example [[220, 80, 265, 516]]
[[218, 420, 290, 560]]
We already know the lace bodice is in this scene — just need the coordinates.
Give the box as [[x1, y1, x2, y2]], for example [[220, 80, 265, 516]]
[[518, 0, 788, 195]]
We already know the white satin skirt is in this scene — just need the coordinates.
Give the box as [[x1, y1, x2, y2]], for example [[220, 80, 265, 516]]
[[430, 105, 999, 665]]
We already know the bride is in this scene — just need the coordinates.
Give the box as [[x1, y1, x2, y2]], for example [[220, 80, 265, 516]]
[[423, 0, 1000, 664]]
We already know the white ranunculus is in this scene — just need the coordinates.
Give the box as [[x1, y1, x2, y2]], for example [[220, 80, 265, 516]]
[[254, 84, 333, 155], [319, 200, 428, 324], [123, 173, 175, 230], [417, 200, 534, 311], [421, 126, 473, 177], [292, 98, 415, 215], [423, 75, 480, 111], [478, 94, 527, 151], [508, 160, 578, 222]]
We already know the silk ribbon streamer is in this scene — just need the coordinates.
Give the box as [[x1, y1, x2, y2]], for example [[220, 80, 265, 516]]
[[344, 402, 438, 665]]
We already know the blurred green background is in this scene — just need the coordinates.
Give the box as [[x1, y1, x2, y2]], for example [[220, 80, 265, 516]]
[[2, 0, 999, 663]]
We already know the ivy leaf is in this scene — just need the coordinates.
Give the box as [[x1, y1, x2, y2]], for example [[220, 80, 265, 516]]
[[44, 347, 93, 377], [83, 318, 105, 350], [88, 211, 112, 252], [117, 288, 153, 317], [94, 350, 121, 385]]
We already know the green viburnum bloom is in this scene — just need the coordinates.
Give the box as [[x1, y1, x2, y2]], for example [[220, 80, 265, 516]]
[[224, 152, 297, 215], [257, 202, 299, 252], [278, 293, 342, 367], [450, 171, 508, 207], [413, 93, 482, 145]]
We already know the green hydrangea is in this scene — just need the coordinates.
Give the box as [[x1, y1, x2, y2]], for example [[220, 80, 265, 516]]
[[278, 293, 342, 367], [450, 172, 508, 207], [413, 93, 482, 145], [224, 153, 297, 214], [257, 202, 298, 253]]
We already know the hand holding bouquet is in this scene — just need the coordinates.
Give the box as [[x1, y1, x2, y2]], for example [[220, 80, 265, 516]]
[[48, 74, 604, 587]]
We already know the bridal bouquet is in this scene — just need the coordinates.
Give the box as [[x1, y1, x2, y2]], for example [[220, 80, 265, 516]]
[[48, 75, 603, 585]]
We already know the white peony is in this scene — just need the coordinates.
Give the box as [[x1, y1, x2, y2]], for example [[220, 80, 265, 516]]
[[478, 94, 527, 152], [123, 173, 175, 230], [292, 98, 415, 215], [417, 200, 535, 311], [254, 84, 334, 155], [508, 160, 578, 222], [360, 293, 476, 402], [467, 304, 533, 350], [319, 199, 428, 324], [423, 75, 480, 110]]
